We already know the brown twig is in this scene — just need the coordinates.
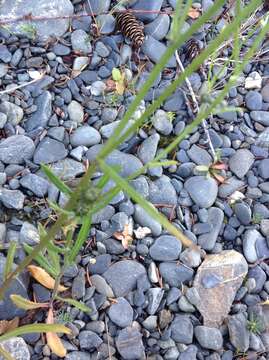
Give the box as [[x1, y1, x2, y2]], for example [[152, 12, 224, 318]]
[[0, 9, 175, 27]]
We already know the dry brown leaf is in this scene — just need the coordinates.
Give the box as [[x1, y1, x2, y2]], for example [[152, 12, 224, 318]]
[[188, 7, 201, 19], [212, 173, 226, 184], [0, 317, 19, 335], [46, 308, 67, 358], [113, 223, 133, 249], [261, 299, 269, 305], [28, 265, 67, 292]]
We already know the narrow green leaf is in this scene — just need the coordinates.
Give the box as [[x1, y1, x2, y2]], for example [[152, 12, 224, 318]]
[[48, 200, 74, 217], [99, 160, 196, 249], [68, 215, 92, 263], [147, 160, 178, 168], [47, 248, 61, 276], [112, 68, 122, 82], [195, 165, 210, 173], [41, 164, 72, 195], [56, 296, 91, 313], [0, 345, 15, 360], [23, 244, 58, 278], [4, 242, 17, 281], [46, 241, 68, 255], [0, 324, 71, 342], [10, 294, 49, 310]]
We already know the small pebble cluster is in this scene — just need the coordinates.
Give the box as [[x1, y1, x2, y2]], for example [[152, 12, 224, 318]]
[[0, 0, 269, 359]]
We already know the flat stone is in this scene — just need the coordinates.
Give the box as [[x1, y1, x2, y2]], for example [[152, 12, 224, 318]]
[[90, 274, 114, 298], [79, 330, 103, 350], [130, 0, 163, 22], [218, 177, 245, 198], [194, 326, 223, 351], [234, 202, 252, 225], [229, 149, 254, 178], [108, 297, 133, 327], [0, 256, 29, 319], [187, 144, 212, 165], [48, 158, 85, 181], [250, 111, 269, 126], [0, 101, 23, 125], [86, 145, 143, 178], [159, 262, 194, 287], [116, 326, 145, 360], [134, 204, 162, 237], [103, 260, 146, 297], [193, 250, 248, 326], [34, 137, 67, 164], [0, 135, 35, 164], [20, 173, 49, 197], [228, 312, 250, 352], [0, 0, 74, 40], [0, 189, 25, 210], [141, 36, 176, 68], [147, 287, 164, 315], [185, 176, 218, 208], [149, 235, 182, 261], [71, 29, 92, 54], [67, 100, 84, 124], [144, 14, 170, 40], [170, 315, 193, 344], [20, 222, 40, 246], [25, 91, 52, 131], [70, 125, 101, 147], [243, 229, 261, 263], [198, 207, 224, 251], [0, 337, 30, 360]]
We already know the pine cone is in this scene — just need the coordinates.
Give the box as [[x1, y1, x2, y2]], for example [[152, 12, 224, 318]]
[[116, 11, 145, 48], [185, 38, 201, 62]]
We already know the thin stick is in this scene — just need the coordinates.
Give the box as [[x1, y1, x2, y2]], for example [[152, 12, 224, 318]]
[[0, 72, 45, 95], [174, 50, 216, 160]]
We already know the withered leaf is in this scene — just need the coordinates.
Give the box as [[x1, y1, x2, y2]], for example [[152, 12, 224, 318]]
[[28, 265, 67, 292]]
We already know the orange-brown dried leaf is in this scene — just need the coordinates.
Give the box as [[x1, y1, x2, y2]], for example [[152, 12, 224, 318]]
[[113, 223, 133, 249], [211, 162, 228, 170], [188, 7, 201, 19], [28, 265, 67, 292], [213, 173, 226, 184], [46, 309, 67, 358], [0, 317, 19, 335]]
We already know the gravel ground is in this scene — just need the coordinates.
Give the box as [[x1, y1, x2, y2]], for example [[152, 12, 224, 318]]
[[1, 0, 269, 359]]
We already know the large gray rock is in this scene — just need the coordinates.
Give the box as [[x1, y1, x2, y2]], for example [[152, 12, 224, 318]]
[[0, 0, 74, 40], [193, 250, 248, 326], [0, 337, 30, 360], [103, 260, 146, 297], [0, 135, 35, 164]]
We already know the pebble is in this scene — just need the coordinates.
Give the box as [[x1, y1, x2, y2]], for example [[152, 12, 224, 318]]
[[70, 125, 101, 147], [245, 71, 262, 89], [0, 189, 25, 210], [137, 133, 160, 164], [134, 204, 162, 236], [245, 91, 262, 110], [170, 315, 193, 344], [229, 149, 254, 178], [159, 262, 194, 287], [0, 135, 35, 164], [147, 287, 164, 314], [90, 274, 114, 298], [108, 297, 133, 327], [20, 174, 49, 197], [0, 337, 30, 360], [71, 29, 92, 54], [144, 14, 170, 40], [142, 36, 176, 68], [96, 14, 116, 34], [243, 229, 262, 263], [79, 330, 103, 350], [116, 326, 145, 360], [68, 100, 84, 124], [250, 110, 269, 126], [152, 110, 173, 135], [25, 91, 52, 131], [187, 144, 212, 165], [34, 137, 67, 164], [234, 202, 252, 225], [258, 159, 269, 179], [149, 235, 182, 261], [103, 260, 146, 297], [0, 101, 23, 126], [85, 0, 111, 14], [185, 176, 218, 208], [47, 158, 85, 181], [19, 222, 40, 245], [228, 312, 250, 352], [194, 326, 223, 351]]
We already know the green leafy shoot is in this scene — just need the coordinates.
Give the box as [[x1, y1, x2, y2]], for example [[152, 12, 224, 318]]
[[55, 295, 91, 313], [4, 242, 17, 281], [23, 244, 58, 278]]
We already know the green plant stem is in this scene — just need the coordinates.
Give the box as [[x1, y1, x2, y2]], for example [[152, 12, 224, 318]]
[[98, 0, 226, 160]]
